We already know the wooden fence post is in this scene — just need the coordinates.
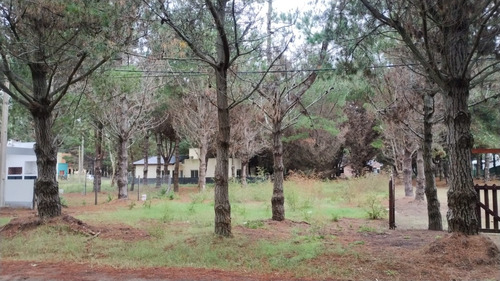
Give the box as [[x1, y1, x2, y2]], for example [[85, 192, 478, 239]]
[[389, 175, 396, 229]]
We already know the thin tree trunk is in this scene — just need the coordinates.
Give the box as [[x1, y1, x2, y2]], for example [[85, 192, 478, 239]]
[[214, 68, 232, 237], [198, 144, 208, 192], [173, 136, 180, 193], [129, 147, 135, 192], [476, 155, 482, 179], [143, 133, 149, 186], [156, 133, 162, 188], [271, 120, 285, 221], [108, 140, 116, 187], [484, 153, 491, 182], [415, 147, 425, 201], [93, 121, 103, 192], [403, 148, 413, 197], [241, 158, 248, 188], [231, 151, 235, 180], [116, 137, 128, 199], [423, 93, 443, 231]]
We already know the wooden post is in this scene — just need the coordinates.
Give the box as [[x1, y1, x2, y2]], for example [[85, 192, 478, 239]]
[[389, 175, 396, 229], [94, 182, 98, 205], [137, 176, 140, 201]]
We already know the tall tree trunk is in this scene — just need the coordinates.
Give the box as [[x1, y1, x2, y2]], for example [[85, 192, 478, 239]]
[[173, 136, 180, 193], [32, 109, 61, 219], [198, 144, 208, 192], [444, 82, 478, 234], [423, 93, 443, 231], [415, 147, 425, 201], [441, 4, 479, 235], [143, 133, 149, 186], [116, 136, 128, 199], [214, 68, 232, 237], [30, 66, 61, 219], [475, 155, 481, 179], [271, 120, 285, 221], [93, 121, 103, 192], [403, 148, 413, 197], [484, 153, 491, 182], [241, 157, 249, 188], [156, 133, 162, 188], [108, 140, 116, 187], [129, 147, 135, 192], [230, 151, 236, 180]]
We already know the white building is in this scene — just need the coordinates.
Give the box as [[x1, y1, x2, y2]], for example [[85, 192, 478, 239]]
[[2, 141, 37, 208], [133, 148, 242, 181]]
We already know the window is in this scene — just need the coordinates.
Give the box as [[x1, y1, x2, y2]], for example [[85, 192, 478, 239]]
[[25, 161, 37, 175], [8, 167, 22, 175], [7, 167, 22, 180], [190, 170, 199, 178]]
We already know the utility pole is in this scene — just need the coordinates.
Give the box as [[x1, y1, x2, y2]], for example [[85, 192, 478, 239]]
[[79, 136, 84, 182], [0, 88, 9, 207]]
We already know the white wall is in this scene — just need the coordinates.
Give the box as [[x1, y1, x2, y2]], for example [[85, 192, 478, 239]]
[[183, 157, 242, 178], [134, 164, 176, 179], [5, 154, 37, 178], [5, 179, 34, 208], [3, 145, 37, 208]]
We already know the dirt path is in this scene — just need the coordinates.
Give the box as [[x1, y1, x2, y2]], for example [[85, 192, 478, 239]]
[[393, 183, 500, 248], [0, 260, 300, 281]]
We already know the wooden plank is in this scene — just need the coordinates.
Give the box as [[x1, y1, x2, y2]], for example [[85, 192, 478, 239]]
[[476, 185, 482, 229], [472, 148, 500, 154], [389, 178, 396, 230], [479, 228, 500, 233], [485, 190, 490, 230], [493, 188, 498, 231]]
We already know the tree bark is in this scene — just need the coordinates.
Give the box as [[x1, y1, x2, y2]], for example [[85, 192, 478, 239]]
[[423, 93, 443, 230], [173, 136, 180, 193], [444, 82, 479, 234], [129, 147, 135, 192], [116, 136, 128, 199], [271, 120, 285, 221], [442, 4, 479, 234], [241, 157, 249, 188], [198, 145, 208, 192], [143, 133, 149, 186], [214, 67, 232, 237], [32, 111, 61, 219], [156, 133, 162, 188], [30, 64, 61, 219], [475, 155, 481, 179], [93, 121, 103, 192], [485, 153, 491, 182], [415, 147, 425, 201], [403, 148, 413, 197]]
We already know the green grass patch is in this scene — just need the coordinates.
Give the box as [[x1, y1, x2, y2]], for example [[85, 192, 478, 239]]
[[0, 217, 11, 227], [2, 175, 391, 279]]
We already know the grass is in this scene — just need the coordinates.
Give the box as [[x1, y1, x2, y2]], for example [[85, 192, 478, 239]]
[[1, 174, 389, 279], [0, 217, 11, 227]]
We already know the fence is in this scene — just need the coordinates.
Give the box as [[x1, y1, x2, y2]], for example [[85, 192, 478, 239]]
[[475, 184, 500, 233]]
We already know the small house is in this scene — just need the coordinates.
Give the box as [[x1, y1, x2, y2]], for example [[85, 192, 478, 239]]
[[132, 148, 242, 184], [3, 141, 37, 208]]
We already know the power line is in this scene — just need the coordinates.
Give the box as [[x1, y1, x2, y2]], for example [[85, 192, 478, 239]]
[[108, 63, 412, 78]]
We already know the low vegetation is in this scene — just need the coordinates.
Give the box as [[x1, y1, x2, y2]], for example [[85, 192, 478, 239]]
[[2, 174, 498, 280]]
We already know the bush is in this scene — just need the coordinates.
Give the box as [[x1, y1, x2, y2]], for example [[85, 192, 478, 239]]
[[364, 194, 387, 220]]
